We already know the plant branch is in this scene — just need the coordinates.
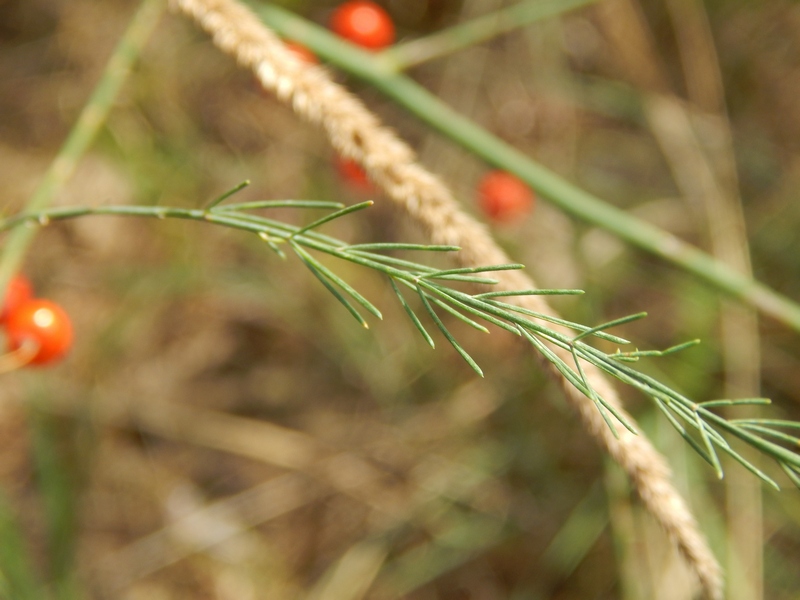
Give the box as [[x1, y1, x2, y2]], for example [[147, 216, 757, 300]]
[[2, 201, 798, 493]]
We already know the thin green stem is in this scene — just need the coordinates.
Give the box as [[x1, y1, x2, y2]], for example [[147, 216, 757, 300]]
[[0, 0, 164, 298], [378, 0, 597, 72], [248, 1, 800, 333]]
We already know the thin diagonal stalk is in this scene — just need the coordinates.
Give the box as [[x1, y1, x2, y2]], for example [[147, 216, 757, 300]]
[[0, 0, 164, 298]]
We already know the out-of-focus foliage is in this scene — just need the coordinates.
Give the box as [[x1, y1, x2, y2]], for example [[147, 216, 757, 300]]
[[0, 0, 799, 598]]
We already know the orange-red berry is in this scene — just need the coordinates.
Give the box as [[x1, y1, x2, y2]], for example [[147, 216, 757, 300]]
[[335, 156, 374, 191], [285, 42, 318, 64], [0, 274, 33, 323], [6, 299, 73, 366], [476, 170, 534, 222], [330, 1, 395, 50]]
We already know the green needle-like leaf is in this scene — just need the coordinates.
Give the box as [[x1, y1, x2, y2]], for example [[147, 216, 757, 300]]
[[730, 419, 800, 429], [572, 312, 648, 342], [716, 442, 780, 490], [699, 398, 771, 408], [569, 346, 618, 438], [216, 199, 345, 211], [258, 232, 287, 258], [518, 327, 589, 396], [570, 346, 638, 436], [487, 299, 631, 344], [780, 463, 800, 489], [291, 242, 369, 329], [204, 180, 251, 209], [694, 411, 724, 479], [418, 280, 519, 335], [346, 243, 460, 252], [427, 295, 490, 333], [292, 201, 374, 237], [292, 242, 382, 321], [417, 286, 483, 377], [651, 398, 717, 467], [420, 263, 524, 280], [737, 425, 800, 448], [474, 289, 584, 299]]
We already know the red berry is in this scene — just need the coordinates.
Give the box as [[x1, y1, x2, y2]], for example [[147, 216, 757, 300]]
[[0, 274, 34, 323], [6, 299, 73, 366], [285, 42, 318, 64], [335, 156, 374, 191], [330, 1, 395, 50], [476, 170, 534, 222]]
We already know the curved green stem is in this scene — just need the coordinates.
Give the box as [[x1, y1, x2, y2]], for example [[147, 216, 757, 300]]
[[247, 1, 800, 333]]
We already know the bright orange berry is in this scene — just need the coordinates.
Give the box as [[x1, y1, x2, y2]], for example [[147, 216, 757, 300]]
[[477, 170, 534, 222], [330, 1, 395, 50]]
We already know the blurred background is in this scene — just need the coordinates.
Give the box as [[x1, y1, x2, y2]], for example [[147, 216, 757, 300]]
[[1, 0, 799, 598]]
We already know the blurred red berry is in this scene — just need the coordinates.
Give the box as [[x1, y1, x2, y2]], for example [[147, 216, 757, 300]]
[[330, 1, 395, 50], [335, 156, 374, 191], [285, 41, 318, 64], [477, 170, 534, 222], [0, 274, 33, 323], [6, 299, 73, 366]]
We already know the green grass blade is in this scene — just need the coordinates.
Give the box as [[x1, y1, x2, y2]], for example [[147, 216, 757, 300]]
[[0, 492, 42, 600], [28, 408, 80, 595]]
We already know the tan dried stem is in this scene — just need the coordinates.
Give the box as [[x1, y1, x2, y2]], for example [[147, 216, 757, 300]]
[[169, 0, 722, 597]]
